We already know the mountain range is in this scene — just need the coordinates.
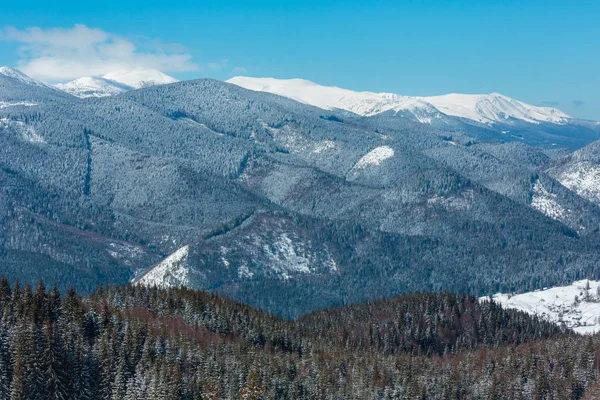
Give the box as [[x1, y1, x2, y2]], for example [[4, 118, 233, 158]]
[[228, 76, 600, 149], [1, 66, 600, 317]]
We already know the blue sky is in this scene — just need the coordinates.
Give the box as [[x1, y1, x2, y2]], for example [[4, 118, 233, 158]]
[[0, 0, 598, 120]]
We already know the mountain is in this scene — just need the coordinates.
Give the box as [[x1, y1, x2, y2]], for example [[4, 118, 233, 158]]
[[56, 76, 132, 98], [0, 66, 53, 88], [2, 68, 600, 317], [102, 69, 178, 88], [56, 69, 178, 98], [0, 66, 73, 104], [228, 76, 600, 149], [227, 76, 570, 124]]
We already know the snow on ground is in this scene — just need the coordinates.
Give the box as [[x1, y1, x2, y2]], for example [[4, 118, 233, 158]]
[[136, 245, 190, 288], [313, 140, 336, 153], [264, 234, 311, 280], [531, 180, 565, 220], [0, 101, 38, 109], [228, 76, 572, 125], [353, 146, 395, 169], [484, 280, 600, 334], [554, 162, 600, 206], [0, 118, 45, 144]]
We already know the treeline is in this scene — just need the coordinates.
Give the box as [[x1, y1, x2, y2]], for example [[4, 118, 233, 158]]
[[0, 278, 598, 399]]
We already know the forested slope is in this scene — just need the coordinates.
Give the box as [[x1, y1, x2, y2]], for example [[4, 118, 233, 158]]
[[2, 279, 598, 399]]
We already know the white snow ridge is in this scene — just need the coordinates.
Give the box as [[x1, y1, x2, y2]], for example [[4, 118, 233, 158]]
[[227, 76, 572, 125], [56, 69, 178, 98], [135, 245, 190, 288]]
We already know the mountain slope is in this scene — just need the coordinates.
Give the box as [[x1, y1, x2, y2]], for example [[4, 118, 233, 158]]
[[2, 71, 600, 316], [0, 66, 73, 104], [546, 140, 600, 207]]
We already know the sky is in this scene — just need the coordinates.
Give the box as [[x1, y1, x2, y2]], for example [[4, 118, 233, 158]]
[[0, 0, 598, 120]]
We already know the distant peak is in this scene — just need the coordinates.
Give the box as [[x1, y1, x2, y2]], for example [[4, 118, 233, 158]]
[[0, 66, 52, 88], [102, 69, 178, 89], [228, 76, 573, 125], [0, 66, 30, 81]]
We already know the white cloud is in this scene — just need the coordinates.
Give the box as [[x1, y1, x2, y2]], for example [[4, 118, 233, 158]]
[[232, 66, 248, 74], [1, 24, 199, 82]]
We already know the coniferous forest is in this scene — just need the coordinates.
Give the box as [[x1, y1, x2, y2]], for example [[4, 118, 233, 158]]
[[0, 277, 599, 399]]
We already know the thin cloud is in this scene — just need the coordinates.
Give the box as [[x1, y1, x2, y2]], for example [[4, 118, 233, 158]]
[[232, 66, 248, 74], [207, 59, 229, 70], [0, 24, 199, 81], [573, 100, 585, 108]]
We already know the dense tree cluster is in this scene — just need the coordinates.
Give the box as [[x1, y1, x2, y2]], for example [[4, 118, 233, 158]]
[[1, 278, 598, 399]]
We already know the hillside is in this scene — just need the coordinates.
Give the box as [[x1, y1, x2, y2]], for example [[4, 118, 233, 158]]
[[2, 278, 598, 399]]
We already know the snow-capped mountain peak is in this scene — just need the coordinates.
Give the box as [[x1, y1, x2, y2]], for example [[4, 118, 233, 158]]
[[423, 92, 571, 125], [227, 76, 573, 126], [0, 66, 55, 89], [102, 69, 178, 89], [55, 69, 178, 98], [55, 76, 132, 98]]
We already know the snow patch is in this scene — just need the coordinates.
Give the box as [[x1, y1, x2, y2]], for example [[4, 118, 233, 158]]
[[136, 245, 190, 288], [313, 140, 336, 153], [0, 101, 38, 109], [554, 162, 600, 206], [484, 280, 600, 334], [0, 118, 45, 144], [264, 234, 311, 279], [353, 146, 394, 169], [531, 180, 565, 220]]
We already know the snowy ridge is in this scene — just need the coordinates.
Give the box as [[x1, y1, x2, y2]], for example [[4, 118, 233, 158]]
[[135, 245, 190, 288], [227, 76, 572, 125], [56, 76, 131, 98], [102, 69, 177, 89], [424, 92, 570, 124], [484, 280, 600, 334], [56, 69, 178, 98], [0, 66, 53, 88]]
